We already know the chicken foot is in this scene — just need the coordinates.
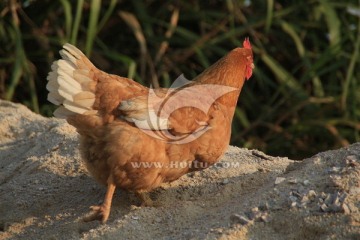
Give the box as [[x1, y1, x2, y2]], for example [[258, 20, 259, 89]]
[[83, 177, 116, 223], [135, 191, 154, 207]]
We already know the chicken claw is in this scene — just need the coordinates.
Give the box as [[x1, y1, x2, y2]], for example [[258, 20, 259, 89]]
[[83, 179, 116, 223], [83, 204, 110, 223]]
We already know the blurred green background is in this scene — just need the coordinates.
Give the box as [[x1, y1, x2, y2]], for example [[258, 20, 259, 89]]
[[1, 0, 359, 159]]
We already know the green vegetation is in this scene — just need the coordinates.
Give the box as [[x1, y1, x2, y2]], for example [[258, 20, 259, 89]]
[[1, 0, 359, 159]]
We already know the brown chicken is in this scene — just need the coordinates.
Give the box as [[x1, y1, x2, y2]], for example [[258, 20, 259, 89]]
[[46, 38, 254, 223]]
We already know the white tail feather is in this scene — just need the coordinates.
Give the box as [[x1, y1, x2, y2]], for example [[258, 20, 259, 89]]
[[53, 106, 73, 118], [73, 92, 96, 108], [73, 72, 93, 84], [46, 79, 59, 92], [63, 43, 85, 58], [47, 92, 64, 105], [63, 100, 89, 113], [59, 50, 77, 67], [47, 44, 98, 118], [50, 61, 59, 71], [57, 76, 82, 93], [58, 88, 75, 101]]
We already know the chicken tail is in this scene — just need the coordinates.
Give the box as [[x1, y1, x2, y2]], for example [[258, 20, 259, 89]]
[[46, 44, 98, 118]]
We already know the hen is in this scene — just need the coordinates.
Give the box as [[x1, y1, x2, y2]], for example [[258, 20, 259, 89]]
[[46, 38, 254, 223]]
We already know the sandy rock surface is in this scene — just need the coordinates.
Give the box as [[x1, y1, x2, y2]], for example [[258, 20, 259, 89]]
[[0, 100, 359, 240]]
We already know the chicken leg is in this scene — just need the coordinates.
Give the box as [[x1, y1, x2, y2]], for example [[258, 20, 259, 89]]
[[83, 176, 116, 223]]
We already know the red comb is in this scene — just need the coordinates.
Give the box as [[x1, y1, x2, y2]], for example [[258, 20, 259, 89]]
[[243, 37, 251, 49]]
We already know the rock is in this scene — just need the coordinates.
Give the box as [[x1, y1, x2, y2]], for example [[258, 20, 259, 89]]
[[307, 190, 317, 201], [251, 150, 273, 160], [300, 195, 309, 204], [329, 175, 342, 187], [275, 177, 286, 185], [339, 192, 347, 202], [324, 194, 333, 205], [260, 213, 270, 222], [320, 203, 329, 212], [210, 228, 223, 233], [303, 180, 310, 186], [328, 166, 341, 173], [347, 202, 359, 213], [287, 178, 298, 184], [290, 190, 302, 198], [349, 187, 360, 195], [259, 202, 270, 211], [244, 207, 270, 222], [332, 194, 340, 206], [246, 207, 262, 220], [251, 207, 259, 212], [318, 192, 349, 213], [230, 214, 252, 225], [291, 202, 298, 208], [342, 204, 351, 214], [329, 204, 342, 213], [313, 157, 322, 164], [221, 178, 229, 185], [289, 195, 298, 203], [258, 167, 270, 172], [320, 192, 327, 199], [345, 155, 357, 166]]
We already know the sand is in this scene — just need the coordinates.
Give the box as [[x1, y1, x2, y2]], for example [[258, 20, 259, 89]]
[[0, 100, 359, 240]]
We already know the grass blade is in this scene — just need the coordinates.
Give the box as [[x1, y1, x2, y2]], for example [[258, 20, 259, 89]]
[[265, 0, 274, 32], [280, 20, 324, 97], [59, 0, 72, 42], [119, 11, 153, 86], [341, 15, 360, 110], [26, 62, 39, 113], [70, 0, 84, 45], [319, 0, 341, 48], [97, 0, 117, 33], [5, 24, 23, 101], [259, 49, 305, 95], [85, 0, 101, 56]]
